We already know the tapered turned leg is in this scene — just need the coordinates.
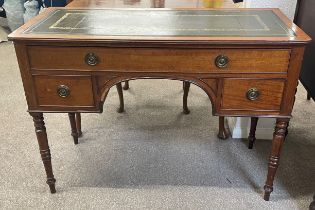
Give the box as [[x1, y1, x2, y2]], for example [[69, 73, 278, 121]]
[[116, 83, 125, 113], [183, 81, 191, 114], [248, 117, 258, 149], [75, 113, 82, 137], [123, 81, 130, 90], [263, 118, 289, 201], [68, 113, 79, 145], [217, 116, 229, 140], [30, 113, 56, 193]]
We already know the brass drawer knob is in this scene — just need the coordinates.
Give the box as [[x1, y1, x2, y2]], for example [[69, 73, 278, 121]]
[[215, 55, 229, 68], [85, 52, 99, 66], [57, 85, 70, 98], [246, 88, 260, 101]]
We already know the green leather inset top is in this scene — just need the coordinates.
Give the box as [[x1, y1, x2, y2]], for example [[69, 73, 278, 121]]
[[25, 9, 295, 37]]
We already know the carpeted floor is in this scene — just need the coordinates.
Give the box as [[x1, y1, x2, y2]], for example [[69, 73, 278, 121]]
[[0, 41, 314, 209]]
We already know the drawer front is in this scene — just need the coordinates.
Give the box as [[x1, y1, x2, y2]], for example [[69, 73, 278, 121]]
[[28, 46, 290, 73], [221, 79, 285, 111], [34, 75, 95, 107]]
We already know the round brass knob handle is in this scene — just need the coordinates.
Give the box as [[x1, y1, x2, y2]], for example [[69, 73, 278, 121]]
[[85, 52, 99, 66], [246, 88, 260, 101], [215, 55, 229, 68], [57, 85, 70, 98]]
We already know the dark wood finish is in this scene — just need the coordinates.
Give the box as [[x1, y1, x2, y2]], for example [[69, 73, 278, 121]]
[[183, 81, 191, 114], [9, 7, 310, 201], [248, 117, 258, 149], [123, 81, 130, 90], [217, 116, 229, 139], [75, 112, 82, 137], [68, 113, 79, 144], [116, 83, 125, 113], [263, 118, 289, 201], [294, 0, 315, 101], [30, 112, 56, 193]]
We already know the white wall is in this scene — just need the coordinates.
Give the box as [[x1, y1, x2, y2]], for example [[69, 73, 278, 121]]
[[245, 0, 297, 20]]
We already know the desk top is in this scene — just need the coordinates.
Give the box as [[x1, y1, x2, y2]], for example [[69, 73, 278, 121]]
[[9, 8, 310, 44], [67, 0, 235, 9]]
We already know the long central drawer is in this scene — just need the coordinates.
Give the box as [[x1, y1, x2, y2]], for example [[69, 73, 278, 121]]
[[28, 46, 290, 73]]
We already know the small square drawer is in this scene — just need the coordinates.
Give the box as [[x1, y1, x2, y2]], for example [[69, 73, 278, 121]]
[[34, 75, 95, 107], [221, 79, 285, 111]]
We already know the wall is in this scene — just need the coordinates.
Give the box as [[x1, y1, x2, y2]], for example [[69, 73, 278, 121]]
[[246, 0, 297, 20]]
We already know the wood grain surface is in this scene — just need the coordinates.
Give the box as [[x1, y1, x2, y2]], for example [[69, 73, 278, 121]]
[[28, 47, 290, 73], [34, 75, 95, 107]]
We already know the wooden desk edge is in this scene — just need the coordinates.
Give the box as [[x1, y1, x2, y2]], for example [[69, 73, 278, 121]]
[[8, 7, 311, 44]]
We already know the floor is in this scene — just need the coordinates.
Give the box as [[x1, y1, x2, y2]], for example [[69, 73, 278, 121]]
[[0, 18, 9, 42], [0, 41, 314, 209]]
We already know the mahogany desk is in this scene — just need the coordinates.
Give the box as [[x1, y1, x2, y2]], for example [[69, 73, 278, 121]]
[[9, 8, 310, 201]]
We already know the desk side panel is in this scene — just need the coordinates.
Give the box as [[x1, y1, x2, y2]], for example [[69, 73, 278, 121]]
[[13, 42, 38, 110], [280, 46, 306, 115]]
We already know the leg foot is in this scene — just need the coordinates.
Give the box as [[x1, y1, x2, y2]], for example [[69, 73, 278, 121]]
[[75, 113, 82, 137], [30, 112, 56, 193], [116, 83, 125, 113], [183, 81, 191, 114], [263, 186, 272, 201], [248, 117, 258, 149], [123, 81, 130, 90], [47, 178, 56, 193], [263, 118, 289, 201], [217, 116, 229, 139], [68, 113, 79, 144]]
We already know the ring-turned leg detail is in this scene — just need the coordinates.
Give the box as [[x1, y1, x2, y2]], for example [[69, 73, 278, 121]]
[[123, 81, 130, 90], [183, 81, 191, 114], [116, 83, 125, 113], [75, 113, 82, 137], [217, 116, 229, 140], [30, 112, 56, 193], [248, 117, 258, 149], [68, 113, 79, 145], [263, 118, 289, 201]]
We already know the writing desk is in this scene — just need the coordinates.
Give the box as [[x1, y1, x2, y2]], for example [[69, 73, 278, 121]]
[[9, 8, 310, 201]]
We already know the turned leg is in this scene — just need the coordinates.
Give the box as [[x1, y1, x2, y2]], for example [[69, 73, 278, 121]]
[[30, 113, 56, 193], [248, 117, 258, 149], [183, 81, 191, 114], [217, 116, 229, 140], [116, 83, 125, 113], [68, 113, 79, 145], [123, 81, 130, 90], [75, 113, 82, 137], [263, 118, 289, 201]]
